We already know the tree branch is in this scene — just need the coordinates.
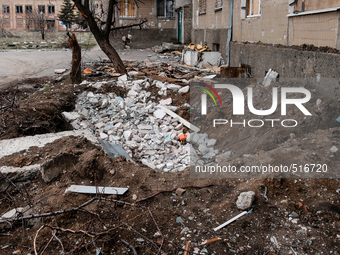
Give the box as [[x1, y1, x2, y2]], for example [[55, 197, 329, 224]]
[[110, 18, 148, 31]]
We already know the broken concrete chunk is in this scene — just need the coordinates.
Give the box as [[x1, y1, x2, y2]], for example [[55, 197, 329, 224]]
[[236, 191, 255, 210], [123, 130, 132, 141], [167, 84, 181, 91], [178, 86, 190, 94], [118, 74, 128, 82], [330, 146, 338, 153], [127, 90, 138, 97], [262, 69, 279, 87], [62, 112, 80, 122], [159, 98, 172, 106], [54, 69, 66, 74], [176, 188, 186, 196], [207, 139, 217, 147]]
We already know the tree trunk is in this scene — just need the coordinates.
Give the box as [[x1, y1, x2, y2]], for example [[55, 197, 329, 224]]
[[96, 38, 126, 74], [72, 0, 127, 74], [68, 33, 82, 84]]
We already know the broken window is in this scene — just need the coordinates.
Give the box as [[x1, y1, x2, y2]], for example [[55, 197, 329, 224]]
[[3, 5, 10, 14], [48, 6, 55, 14], [215, 0, 223, 10], [25, 5, 32, 13], [199, 0, 206, 14], [119, 0, 136, 17], [247, 0, 261, 16], [16, 6, 23, 14], [157, 0, 174, 18], [38, 5, 45, 14]]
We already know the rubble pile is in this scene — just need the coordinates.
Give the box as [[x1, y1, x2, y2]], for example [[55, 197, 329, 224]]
[[62, 75, 218, 172]]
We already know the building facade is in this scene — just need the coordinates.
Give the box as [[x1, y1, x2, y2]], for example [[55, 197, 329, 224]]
[[192, 0, 340, 62], [0, 0, 65, 31]]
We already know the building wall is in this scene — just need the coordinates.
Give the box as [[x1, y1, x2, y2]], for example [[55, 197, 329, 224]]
[[0, 0, 64, 31], [191, 0, 231, 60], [288, 11, 339, 48], [233, 0, 289, 44], [110, 0, 177, 48], [230, 41, 340, 99], [294, 0, 339, 12]]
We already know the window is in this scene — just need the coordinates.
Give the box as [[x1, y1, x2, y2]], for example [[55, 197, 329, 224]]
[[199, 0, 206, 14], [3, 5, 10, 14], [157, 0, 174, 18], [119, 0, 135, 17], [16, 6, 23, 14], [215, 0, 223, 10], [38, 5, 45, 14], [48, 5, 55, 14], [25, 5, 32, 13], [247, 0, 261, 16]]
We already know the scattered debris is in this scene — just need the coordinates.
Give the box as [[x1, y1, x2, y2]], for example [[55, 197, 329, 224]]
[[54, 69, 66, 74], [183, 241, 191, 255], [214, 208, 253, 231], [200, 237, 222, 245], [64, 185, 128, 195], [176, 187, 186, 196], [262, 68, 279, 87]]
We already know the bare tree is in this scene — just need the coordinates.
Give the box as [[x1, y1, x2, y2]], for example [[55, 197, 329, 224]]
[[25, 8, 48, 40], [72, 0, 147, 74]]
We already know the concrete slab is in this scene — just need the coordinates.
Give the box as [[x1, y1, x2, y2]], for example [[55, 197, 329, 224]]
[[0, 130, 98, 159]]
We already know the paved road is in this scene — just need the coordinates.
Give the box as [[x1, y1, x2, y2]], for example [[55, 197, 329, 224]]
[[0, 46, 156, 87]]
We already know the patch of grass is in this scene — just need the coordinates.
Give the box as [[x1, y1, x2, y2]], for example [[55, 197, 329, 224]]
[[40, 86, 51, 93]]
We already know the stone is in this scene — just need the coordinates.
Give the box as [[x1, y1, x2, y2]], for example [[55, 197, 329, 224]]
[[270, 236, 280, 249], [156, 164, 165, 170], [154, 109, 166, 119], [127, 90, 138, 97], [155, 81, 166, 89], [123, 130, 132, 141], [126, 141, 138, 149], [167, 161, 174, 170], [330, 146, 338, 153], [132, 83, 142, 92], [138, 124, 153, 130], [87, 92, 95, 97], [82, 108, 89, 117], [236, 191, 255, 210], [289, 211, 299, 218], [167, 84, 181, 91], [159, 98, 172, 106], [180, 227, 190, 235], [178, 86, 190, 94], [62, 112, 79, 122], [128, 71, 139, 76], [118, 74, 127, 82], [176, 188, 186, 196], [207, 139, 217, 147], [100, 133, 108, 139], [175, 123, 183, 130], [198, 144, 210, 154], [263, 69, 279, 87], [316, 99, 322, 106], [101, 99, 109, 108]]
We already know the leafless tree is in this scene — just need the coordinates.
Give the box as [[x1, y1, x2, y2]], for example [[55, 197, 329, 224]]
[[25, 8, 48, 40], [72, 0, 148, 74]]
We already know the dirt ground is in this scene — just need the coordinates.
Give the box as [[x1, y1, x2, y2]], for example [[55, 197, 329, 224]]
[[0, 59, 339, 255]]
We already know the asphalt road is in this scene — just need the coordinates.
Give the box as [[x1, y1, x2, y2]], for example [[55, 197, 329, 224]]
[[0, 46, 156, 87]]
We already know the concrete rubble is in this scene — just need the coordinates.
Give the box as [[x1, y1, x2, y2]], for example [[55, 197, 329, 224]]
[[61, 75, 218, 172]]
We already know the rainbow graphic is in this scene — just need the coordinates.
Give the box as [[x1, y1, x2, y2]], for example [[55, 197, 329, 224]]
[[198, 82, 222, 106]]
